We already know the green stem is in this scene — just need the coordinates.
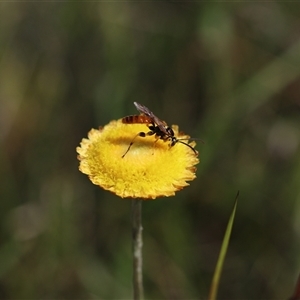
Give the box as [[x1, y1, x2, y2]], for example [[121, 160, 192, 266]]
[[132, 199, 144, 300]]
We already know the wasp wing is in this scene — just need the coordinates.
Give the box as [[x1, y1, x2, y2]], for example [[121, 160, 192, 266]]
[[134, 102, 168, 134]]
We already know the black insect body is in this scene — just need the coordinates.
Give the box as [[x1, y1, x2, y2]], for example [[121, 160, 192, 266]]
[[121, 102, 198, 158]]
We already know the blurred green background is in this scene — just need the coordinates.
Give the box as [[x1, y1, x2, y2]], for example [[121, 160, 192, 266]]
[[1, 2, 300, 299]]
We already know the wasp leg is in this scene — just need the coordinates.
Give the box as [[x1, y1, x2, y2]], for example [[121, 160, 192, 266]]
[[122, 130, 157, 158], [122, 132, 146, 158], [149, 136, 163, 155]]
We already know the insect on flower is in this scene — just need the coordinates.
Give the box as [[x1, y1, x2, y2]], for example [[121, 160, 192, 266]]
[[121, 102, 200, 158]]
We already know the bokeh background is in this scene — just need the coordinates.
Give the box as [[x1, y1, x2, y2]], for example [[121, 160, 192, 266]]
[[1, 2, 300, 299]]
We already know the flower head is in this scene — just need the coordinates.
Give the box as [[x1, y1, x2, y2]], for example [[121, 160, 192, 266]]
[[76, 119, 199, 199]]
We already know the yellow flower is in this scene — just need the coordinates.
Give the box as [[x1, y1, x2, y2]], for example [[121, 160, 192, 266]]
[[76, 119, 199, 200]]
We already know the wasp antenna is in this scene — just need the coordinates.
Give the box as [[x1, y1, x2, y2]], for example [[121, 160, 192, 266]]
[[190, 138, 205, 144], [178, 137, 205, 144], [178, 140, 198, 154]]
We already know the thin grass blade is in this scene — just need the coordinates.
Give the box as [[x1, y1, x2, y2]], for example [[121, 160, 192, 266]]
[[208, 191, 239, 300]]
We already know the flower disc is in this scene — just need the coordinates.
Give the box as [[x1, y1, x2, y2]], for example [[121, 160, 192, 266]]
[[76, 119, 199, 199]]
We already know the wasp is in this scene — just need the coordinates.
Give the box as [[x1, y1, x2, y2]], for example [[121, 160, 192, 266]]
[[121, 102, 199, 158]]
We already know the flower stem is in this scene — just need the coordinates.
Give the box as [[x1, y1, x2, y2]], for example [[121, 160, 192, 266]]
[[132, 199, 144, 300]]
